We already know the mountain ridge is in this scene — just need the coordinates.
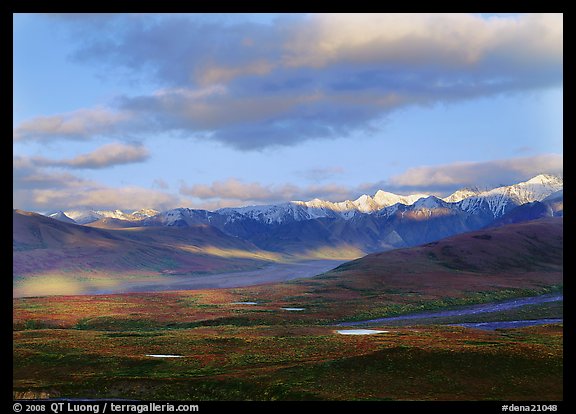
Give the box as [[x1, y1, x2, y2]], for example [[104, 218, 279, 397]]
[[45, 174, 562, 226], [28, 174, 563, 257]]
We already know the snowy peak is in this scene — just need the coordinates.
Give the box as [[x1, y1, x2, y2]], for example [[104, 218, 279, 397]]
[[373, 190, 429, 208], [63, 210, 104, 225], [237, 190, 433, 223], [132, 208, 160, 219], [443, 188, 482, 203], [412, 196, 448, 210], [457, 174, 563, 217], [62, 208, 161, 224], [145, 207, 213, 227], [353, 194, 379, 213], [219, 202, 313, 224], [234, 174, 563, 223], [511, 174, 564, 203], [95, 209, 134, 221], [485, 174, 562, 205], [525, 173, 563, 186], [292, 190, 430, 220], [42, 174, 562, 226], [48, 211, 76, 224]]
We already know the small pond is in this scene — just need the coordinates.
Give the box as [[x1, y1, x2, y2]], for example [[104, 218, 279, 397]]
[[336, 329, 389, 335]]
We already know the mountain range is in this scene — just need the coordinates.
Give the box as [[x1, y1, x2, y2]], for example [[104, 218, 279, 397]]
[[14, 174, 563, 297], [43, 174, 563, 255]]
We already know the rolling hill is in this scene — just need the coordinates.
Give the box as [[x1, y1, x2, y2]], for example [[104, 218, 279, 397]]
[[277, 217, 563, 321], [13, 210, 281, 297]]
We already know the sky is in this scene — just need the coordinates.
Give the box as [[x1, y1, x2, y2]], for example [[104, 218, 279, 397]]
[[13, 13, 563, 213]]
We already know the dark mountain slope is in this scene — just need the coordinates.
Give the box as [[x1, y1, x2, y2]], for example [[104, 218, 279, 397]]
[[285, 218, 563, 313], [13, 210, 276, 278]]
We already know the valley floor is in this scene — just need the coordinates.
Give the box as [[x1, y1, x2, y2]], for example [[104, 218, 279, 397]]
[[82, 259, 348, 295], [13, 288, 563, 401], [13, 259, 348, 298]]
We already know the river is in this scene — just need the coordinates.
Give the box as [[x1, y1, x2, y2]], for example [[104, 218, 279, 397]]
[[337, 293, 563, 330]]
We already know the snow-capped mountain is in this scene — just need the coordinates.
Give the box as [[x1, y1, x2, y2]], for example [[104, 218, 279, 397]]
[[218, 202, 315, 225], [373, 190, 430, 209], [56, 210, 99, 224], [512, 174, 563, 202], [442, 188, 482, 203], [47, 211, 76, 224], [46, 174, 562, 227], [132, 209, 161, 219], [217, 174, 562, 224], [143, 208, 215, 227], [294, 198, 352, 219], [291, 190, 431, 219], [219, 190, 433, 223], [37, 174, 562, 258], [457, 174, 563, 218], [60, 209, 160, 224]]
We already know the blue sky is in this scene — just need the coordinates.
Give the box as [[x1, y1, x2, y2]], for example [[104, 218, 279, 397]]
[[13, 13, 563, 212]]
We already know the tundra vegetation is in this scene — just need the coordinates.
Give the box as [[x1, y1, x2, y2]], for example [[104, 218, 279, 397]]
[[13, 284, 562, 401], [13, 219, 563, 400]]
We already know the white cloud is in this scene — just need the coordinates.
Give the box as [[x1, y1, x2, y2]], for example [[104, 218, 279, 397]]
[[180, 178, 299, 202], [28, 186, 182, 211], [283, 13, 562, 70], [13, 156, 91, 190], [13, 155, 183, 212], [32, 142, 149, 169], [13, 153, 563, 212], [12, 14, 563, 150], [13, 107, 131, 142], [387, 154, 563, 192], [179, 178, 355, 206]]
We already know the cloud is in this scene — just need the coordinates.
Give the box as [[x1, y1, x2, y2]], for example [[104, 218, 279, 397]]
[[382, 154, 563, 194], [14, 152, 563, 213], [26, 186, 182, 212], [179, 155, 563, 210], [13, 156, 90, 190], [198, 60, 275, 85], [179, 178, 355, 206], [180, 178, 299, 202], [68, 14, 288, 87], [32, 142, 150, 169], [13, 108, 131, 143], [283, 13, 562, 72], [13, 155, 182, 212], [13, 13, 563, 150], [67, 13, 562, 88]]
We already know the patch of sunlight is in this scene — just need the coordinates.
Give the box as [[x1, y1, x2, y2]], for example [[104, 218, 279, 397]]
[[175, 245, 285, 262], [14, 275, 85, 297], [299, 245, 366, 260], [13, 272, 123, 298], [281, 307, 305, 311], [203, 246, 284, 261]]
